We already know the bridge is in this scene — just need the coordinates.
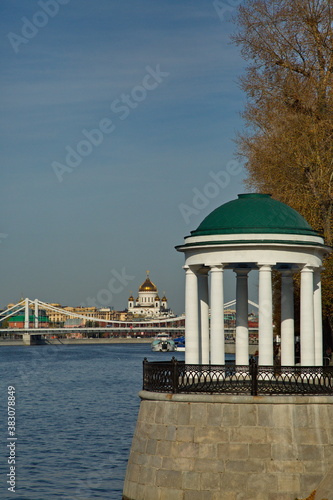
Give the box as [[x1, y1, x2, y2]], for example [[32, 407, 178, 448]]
[[0, 298, 186, 337], [0, 298, 258, 344]]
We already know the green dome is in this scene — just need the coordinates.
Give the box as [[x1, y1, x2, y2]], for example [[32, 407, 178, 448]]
[[191, 194, 318, 237]]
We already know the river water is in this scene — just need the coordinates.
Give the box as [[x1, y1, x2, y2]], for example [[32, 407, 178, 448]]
[[0, 343, 184, 500]]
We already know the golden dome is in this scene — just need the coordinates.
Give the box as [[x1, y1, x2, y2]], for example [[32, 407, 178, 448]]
[[128, 295, 134, 301], [139, 272, 157, 292]]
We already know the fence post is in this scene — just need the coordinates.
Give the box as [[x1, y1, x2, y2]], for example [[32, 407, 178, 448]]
[[250, 357, 258, 396], [172, 357, 178, 393], [143, 358, 148, 390]]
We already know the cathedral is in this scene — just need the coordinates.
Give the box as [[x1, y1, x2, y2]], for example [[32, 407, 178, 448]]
[[127, 272, 174, 319]]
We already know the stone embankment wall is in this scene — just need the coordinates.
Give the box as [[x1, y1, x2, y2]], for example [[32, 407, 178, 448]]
[[122, 392, 333, 500]]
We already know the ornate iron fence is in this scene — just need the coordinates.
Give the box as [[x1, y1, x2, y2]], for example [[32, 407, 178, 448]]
[[143, 358, 333, 396]]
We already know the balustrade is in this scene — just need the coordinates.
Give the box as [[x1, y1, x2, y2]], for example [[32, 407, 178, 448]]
[[143, 358, 333, 396]]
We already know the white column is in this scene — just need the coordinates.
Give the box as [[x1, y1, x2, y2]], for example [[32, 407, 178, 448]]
[[280, 270, 294, 366], [24, 298, 30, 329], [210, 265, 225, 365], [184, 266, 199, 364], [34, 299, 39, 328], [313, 268, 323, 366], [258, 265, 273, 366], [234, 268, 249, 365], [198, 272, 209, 364], [300, 266, 315, 366]]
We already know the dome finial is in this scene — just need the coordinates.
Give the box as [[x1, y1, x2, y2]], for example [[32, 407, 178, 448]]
[[139, 272, 157, 292]]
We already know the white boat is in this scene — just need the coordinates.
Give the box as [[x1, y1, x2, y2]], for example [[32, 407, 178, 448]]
[[151, 333, 175, 352]]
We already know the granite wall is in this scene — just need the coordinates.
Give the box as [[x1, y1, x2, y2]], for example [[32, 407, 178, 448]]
[[122, 392, 333, 500]]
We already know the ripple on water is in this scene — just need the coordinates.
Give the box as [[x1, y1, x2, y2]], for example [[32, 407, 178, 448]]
[[1, 344, 180, 499]]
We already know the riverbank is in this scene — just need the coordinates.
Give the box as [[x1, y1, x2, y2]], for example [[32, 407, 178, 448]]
[[0, 338, 152, 346], [0, 338, 255, 354]]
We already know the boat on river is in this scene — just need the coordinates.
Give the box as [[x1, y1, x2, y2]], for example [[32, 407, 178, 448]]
[[151, 333, 175, 352], [173, 336, 185, 352]]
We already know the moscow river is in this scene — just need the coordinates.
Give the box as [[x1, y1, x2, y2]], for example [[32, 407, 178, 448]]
[[0, 343, 184, 499]]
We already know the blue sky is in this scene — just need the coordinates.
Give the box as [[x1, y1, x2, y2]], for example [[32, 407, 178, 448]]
[[0, 0, 254, 315]]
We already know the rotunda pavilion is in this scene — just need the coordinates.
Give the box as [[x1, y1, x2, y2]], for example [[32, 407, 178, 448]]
[[176, 193, 331, 367]]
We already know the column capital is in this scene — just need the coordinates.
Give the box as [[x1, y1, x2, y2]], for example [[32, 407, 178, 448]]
[[233, 268, 250, 276], [183, 265, 200, 274], [198, 265, 210, 276], [301, 265, 314, 273], [257, 263, 273, 270], [210, 264, 224, 272]]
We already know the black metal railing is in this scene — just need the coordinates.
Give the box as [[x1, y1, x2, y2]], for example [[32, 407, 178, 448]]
[[143, 358, 333, 396]]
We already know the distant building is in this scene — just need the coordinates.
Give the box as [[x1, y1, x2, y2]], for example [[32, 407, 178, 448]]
[[127, 272, 175, 319], [224, 308, 236, 327], [5, 301, 130, 326], [8, 313, 49, 328], [44, 304, 121, 325]]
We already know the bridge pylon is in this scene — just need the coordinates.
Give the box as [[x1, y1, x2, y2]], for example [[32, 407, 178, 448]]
[[34, 299, 39, 328], [24, 298, 29, 329]]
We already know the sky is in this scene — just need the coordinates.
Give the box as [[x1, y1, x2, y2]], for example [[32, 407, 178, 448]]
[[0, 0, 256, 315]]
